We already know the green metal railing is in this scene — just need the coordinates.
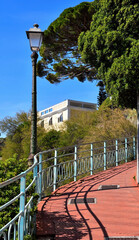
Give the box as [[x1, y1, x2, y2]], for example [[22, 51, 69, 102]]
[[38, 136, 136, 196], [0, 159, 38, 240], [0, 136, 136, 240]]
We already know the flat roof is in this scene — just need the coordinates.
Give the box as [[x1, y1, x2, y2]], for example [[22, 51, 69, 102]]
[[39, 99, 97, 113]]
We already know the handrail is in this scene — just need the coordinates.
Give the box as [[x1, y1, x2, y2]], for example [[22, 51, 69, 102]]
[[25, 176, 37, 192], [0, 155, 38, 240], [0, 172, 25, 189], [0, 212, 22, 233], [0, 136, 136, 240], [0, 192, 23, 211], [38, 136, 136, 193], [0, 159, 38, 189]]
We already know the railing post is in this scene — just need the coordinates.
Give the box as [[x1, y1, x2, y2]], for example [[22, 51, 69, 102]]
[[104, 142, 107, 170], [125, 138, 128, 163], [39, 153, 42, 200], [33, 157, 38, 193], [116, 140, 118, 166], [19, 175, 26, 240], [53, 149, 57, 192], [133, 136, 136, 160], [74, 145, 77, 181], [90, 143, 93, 175]]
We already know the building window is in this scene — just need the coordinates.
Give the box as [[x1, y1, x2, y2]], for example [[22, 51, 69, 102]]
[[49, 117, 53, 125], [58, 114, 63, 123], [45, 110, 48, 114], [41, 120, 44, 128], [41, 111, 45, 115], [49, 108, 53, 112]]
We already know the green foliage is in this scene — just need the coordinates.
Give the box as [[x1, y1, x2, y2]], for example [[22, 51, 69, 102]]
[[0, 112, 48, 160], [99, 97, 113, 110], [24, 234, 36, 240], [38, 106, 136, 156], [82, 107, 137, 143], [0, 154, 30, 229], [99, 97, 120, 110], [133, 175, 136, 181], [39, 129, 62, 150], [0, 106, 137, 231], [79, 0, 139, 108], [0, 155, 38, 236], [97, 81, 107, 106], [61, 121, 86, 146], [0, 110, 91, 160], [0, 112, 30, 136], [1, 112, 31, 160], [0, 138, 5, 157], [24, 235, 32, 240], [37, 1, 98, 83], [61, 110, 94, 146], [0, 105, 137, 163], [38, 112, 93, 151]]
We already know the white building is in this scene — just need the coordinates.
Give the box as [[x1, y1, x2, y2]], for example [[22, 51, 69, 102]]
[[38, 99, 97, 130]]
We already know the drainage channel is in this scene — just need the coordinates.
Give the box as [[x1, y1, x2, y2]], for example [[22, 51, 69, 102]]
[[98, 185, 120, 190], [68, 197, 96, 204]]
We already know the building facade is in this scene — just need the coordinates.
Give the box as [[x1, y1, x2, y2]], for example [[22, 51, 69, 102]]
[[38, 99, 97, 130]]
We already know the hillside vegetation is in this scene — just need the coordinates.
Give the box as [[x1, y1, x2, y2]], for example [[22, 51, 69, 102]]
[[67, 103, 137, 145], [0, 105, 137, 229], [0, 105, 137, 160]]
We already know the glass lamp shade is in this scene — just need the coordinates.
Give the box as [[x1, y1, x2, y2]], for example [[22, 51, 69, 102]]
[[26, 24, 43, 52]]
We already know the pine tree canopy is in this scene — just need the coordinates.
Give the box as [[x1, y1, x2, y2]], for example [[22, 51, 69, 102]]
[[37, 1, 98, 83], [37, 0, 139, 109]]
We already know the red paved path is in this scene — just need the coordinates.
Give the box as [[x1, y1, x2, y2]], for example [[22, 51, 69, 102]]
[[37, 160, 139, 240]]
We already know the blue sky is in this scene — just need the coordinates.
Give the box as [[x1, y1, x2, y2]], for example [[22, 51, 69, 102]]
[[0, 0, 98, 137]]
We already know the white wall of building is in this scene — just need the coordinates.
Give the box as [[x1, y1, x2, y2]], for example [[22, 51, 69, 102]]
[[38, 99, 97, 131]]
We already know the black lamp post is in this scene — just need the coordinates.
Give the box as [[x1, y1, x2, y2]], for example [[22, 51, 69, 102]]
[[26, 24, 43, 162], [137, 94, 139, 184]]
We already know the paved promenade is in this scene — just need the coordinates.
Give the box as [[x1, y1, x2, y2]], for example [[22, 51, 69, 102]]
[[37, 160, 139, 240]]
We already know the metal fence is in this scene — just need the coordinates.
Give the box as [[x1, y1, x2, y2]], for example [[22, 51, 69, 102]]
[[38, 136, 136, 195], [0, 136, 136, 240], [0, 158, 38, 240]]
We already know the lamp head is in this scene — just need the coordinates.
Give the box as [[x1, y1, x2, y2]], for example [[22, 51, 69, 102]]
[[26, 24, 44, 52]]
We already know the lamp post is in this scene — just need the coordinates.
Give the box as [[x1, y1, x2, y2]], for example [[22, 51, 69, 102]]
[[26, 24, 43, 162], [137, 94, 139, 184]]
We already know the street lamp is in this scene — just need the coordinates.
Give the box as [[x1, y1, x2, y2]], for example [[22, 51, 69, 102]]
[[137, 94, 139, 184], [26, 24, 43, 162]]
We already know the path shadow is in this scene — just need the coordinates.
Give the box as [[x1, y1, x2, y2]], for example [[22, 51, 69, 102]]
[[36, 207, 87, 240], [37, 161, 137, 240]]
